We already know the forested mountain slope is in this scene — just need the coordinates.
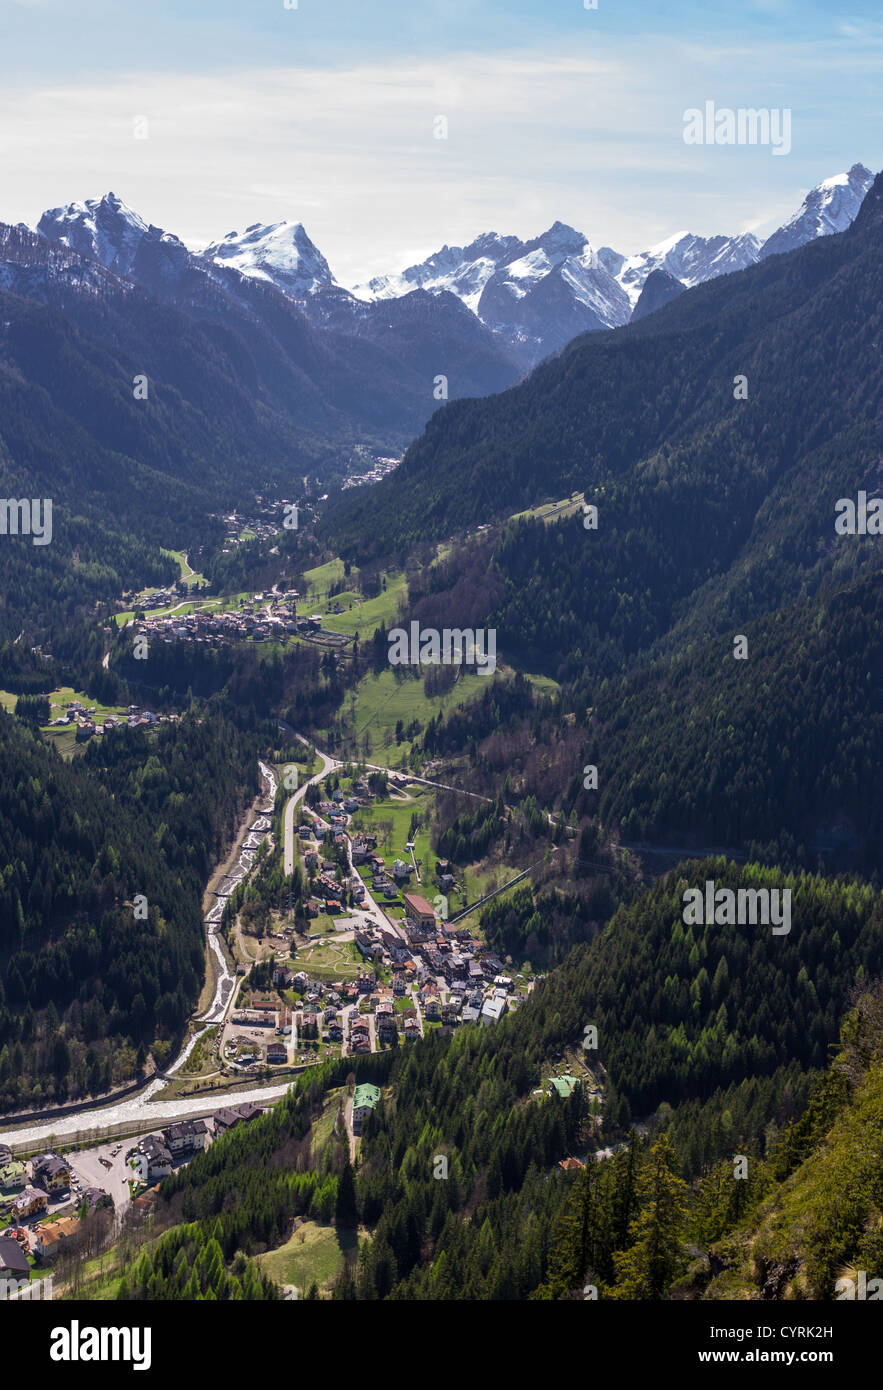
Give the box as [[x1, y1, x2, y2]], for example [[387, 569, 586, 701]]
[[576, 569, 883, 868], [0, 706, 259, 1111], [98, 863, 882, 1301], [705, 985, 883, 1300], [539, 982, 883, 1302]]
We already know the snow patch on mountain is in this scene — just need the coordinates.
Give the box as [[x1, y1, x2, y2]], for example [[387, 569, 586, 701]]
[[199, 221, 337, 296]]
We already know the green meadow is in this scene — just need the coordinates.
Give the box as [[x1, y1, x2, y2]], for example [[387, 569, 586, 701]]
[[335, 666, 493, 765]]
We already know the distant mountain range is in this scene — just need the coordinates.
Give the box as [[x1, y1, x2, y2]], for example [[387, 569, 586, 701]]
[[324, 163, 883, 632], [0, 188, 526, 652], [0, 163, 870, 576], [353, 163, 873, 364], [13, 193, 522, 459], [31, 164, 873, 374]]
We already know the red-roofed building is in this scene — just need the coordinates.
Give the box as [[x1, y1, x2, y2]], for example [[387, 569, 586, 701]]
[[402, 893, 436, 930]]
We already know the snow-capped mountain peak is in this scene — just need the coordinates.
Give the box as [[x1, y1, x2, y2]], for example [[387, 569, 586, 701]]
[[530, 220, 588, 256], [36, 191, 164, 276], [617, 229, 762, 307], [759, 163, 873, 259], [354, 232, 525, 310], [25, 161, 875, 371], [0, 218, 132, 300], [346, 161, 873, 357], [199, 220, 337, 296]]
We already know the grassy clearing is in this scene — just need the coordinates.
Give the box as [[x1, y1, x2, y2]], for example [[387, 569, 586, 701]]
[[347, 782, 524, 926], [257, 1220, 358, 1293], [297, 939, 361, 980], [161, 548, 207, 586], [286, 748, 320, 778], [42, 726, 81, 757], [49, 686, 128, 721], [296, 560, 406, 640], [301, 558, 349, 600], [443, 851, 550, 933], [522, 671, 561, 697], [0, 685, 127, 724], [69, 1249, 133, 1301], [309, 573, 407, 639], [350, 784, 433, 845], [71, 1228, 170, 1301], [309, 1087, 345, 1161], [1, 686, 131, 759], [337, 666, 492, 765], [350, 786, 436, 882]]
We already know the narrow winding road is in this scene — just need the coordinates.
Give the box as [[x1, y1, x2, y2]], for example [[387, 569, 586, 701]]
[[283, 742, 337, 877]]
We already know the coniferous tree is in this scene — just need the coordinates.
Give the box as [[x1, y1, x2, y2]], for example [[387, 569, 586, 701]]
[[612, 1136, 689, 1299]]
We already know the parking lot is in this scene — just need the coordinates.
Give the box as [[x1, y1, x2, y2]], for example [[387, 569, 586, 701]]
[[65, 1136, 151, 1214]]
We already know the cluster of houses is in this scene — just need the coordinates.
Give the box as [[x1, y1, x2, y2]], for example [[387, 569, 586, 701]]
[[48, 699, 172, 742], [348, 885, 516, 1030], [278, 968, 367, 1049], [292, 778, 518, 1041], [131, 592, 310, 650], [340, 453, 401, 491], [277, 899, 514, 1052], [351, 831, 410, 906], [393, 890, 514, 1027], [130, 581, 358, 654], [126, 584, 180, 611], [267, 964, 414, 1052], [298, 780, 379, 915], [0, 1145, 109, 1245], [219, 502, 293, 546], [0, 1108, 267, 1271]]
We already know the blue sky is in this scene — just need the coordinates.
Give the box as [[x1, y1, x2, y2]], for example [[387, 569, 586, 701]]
[[2, 0, 881, 283]]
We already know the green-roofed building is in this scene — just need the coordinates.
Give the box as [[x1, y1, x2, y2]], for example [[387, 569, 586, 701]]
[[548, 1074, 581, 1100], [353, 1083, 381, 1134], [0, 1159, 27, 1192]]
